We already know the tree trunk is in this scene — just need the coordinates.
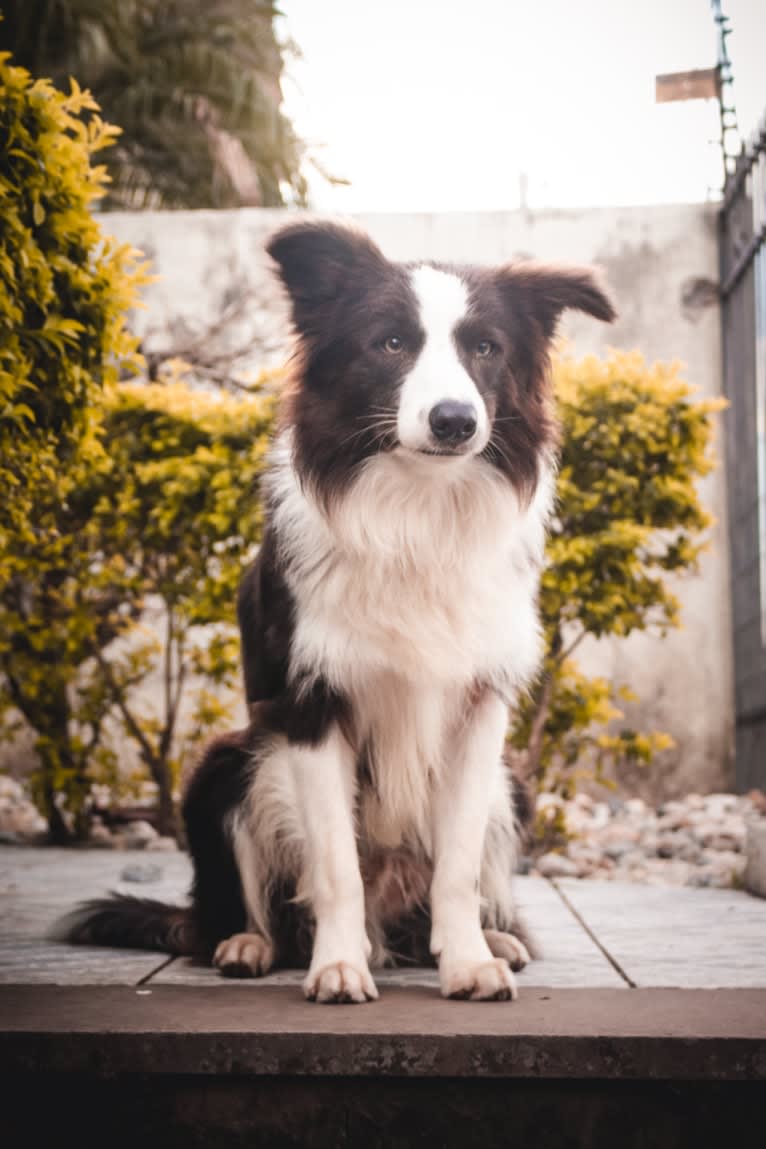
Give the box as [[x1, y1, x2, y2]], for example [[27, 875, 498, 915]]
[[46, 800, 74, 846], [41, 694, 93, 845], [147, 755, 179, 840]]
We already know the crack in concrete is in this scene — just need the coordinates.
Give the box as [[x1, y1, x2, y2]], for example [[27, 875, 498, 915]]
[[548, 879, 637, 988]]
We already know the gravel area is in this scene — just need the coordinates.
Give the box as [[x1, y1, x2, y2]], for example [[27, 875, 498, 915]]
[[3, 774, 764, 890], [531, 790, 765, 888]]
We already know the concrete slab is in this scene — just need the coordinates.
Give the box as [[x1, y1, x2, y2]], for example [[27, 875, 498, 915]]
[[2, 985, 764, 1081], [0, 847, 189, 984], [555, 878, 766, 988], [0, 940, 169, 986], [1, 848, 625, 989], [0, 847, 191, 941], [152, 876, 625, 989], [3, 847, 765, 993]]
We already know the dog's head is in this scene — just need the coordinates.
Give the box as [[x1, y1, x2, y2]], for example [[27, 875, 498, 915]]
[[267, 220, 615, 500]]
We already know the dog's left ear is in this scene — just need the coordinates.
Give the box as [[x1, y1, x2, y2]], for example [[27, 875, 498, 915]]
[[495, 263, 617, 339]]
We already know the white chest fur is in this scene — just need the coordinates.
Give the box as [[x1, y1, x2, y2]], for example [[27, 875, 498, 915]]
[[271, 440, 551, 691], [266, 439, 552, 846]]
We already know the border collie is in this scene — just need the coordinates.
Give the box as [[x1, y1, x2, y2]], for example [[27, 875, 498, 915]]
[[61, 221, 615, 1003]]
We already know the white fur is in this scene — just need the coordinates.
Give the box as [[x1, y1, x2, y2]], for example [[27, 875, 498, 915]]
[[396, 266, 489, 453], [235, 429, 553, 996], [430, 690, 517, 998]]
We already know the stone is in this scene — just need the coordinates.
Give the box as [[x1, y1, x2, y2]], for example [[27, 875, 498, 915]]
[[705, 832, 744, 853], [657, 811, 691, 832], [121, 862, 163, 883], [703, 793, 739, 817], [0, 776, 24, 800], [536, 853, 580, 879], [145, 835, 179, 852], [536, 793, 566, 816], [590, 803, 611, 830], [603, 842, 634, 861], [639, 832, 659, 855], [657, 800, 685, 819], [88, 822, 117, 848], [655, 831, 700, 862], [600, 824, 640, 847], [0, 792, 47, 840], [704, 850, 745, 886], [656, 834, 678, 859], [122, 820, 159, 849], [686, 871, 712, 888], [572, 792, 595, 811]]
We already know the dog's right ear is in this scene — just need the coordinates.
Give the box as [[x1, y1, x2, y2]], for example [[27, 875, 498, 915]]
[[266, 221, 386, 332]]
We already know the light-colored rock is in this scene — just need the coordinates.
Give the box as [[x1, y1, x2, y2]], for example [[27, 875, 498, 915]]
[[122, 820, 159, 849], [145, 835, 179, 852], [599, 824, 641, 847], [0, 786, 47, 840], [535, 789, 751, 890], [121, 862, 163, 883], [88, 823, 118, 849], [536, 853, 581, 879], [703, 793, 739, 817], [0, 776, 24, 800]]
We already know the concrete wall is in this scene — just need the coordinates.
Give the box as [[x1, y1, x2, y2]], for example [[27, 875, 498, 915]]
[[14, 205, 736, 799]]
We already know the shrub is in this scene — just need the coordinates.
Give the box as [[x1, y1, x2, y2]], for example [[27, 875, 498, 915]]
[[0, 53, 145, 840], [509, 349, 725, 810], [88, 379, 275, 836]]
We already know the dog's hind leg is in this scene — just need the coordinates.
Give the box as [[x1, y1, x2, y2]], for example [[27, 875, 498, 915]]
[[483, 929, 531, 972], [213, 932, 274, 978]]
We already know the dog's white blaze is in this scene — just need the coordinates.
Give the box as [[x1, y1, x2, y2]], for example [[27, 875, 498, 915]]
[[397, 265, 489, 453]]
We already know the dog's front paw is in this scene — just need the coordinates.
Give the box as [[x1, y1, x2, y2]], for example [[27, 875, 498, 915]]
[[213, 932, 274, 978], [440, 957, 518, 1001], [304, 960, 379, 1004], [483, 929, 531, 972]]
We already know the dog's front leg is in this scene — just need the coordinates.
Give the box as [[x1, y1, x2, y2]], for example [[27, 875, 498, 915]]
[[291, 725, 378, 1004], [430, 690, 517, 1001]]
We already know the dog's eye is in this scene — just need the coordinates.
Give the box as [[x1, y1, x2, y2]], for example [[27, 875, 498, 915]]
[[383, 335, 404, 354], [476, 340, 495, 358]]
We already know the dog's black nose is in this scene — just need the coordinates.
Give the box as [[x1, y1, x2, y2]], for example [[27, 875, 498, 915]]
[[428, 401, 478, 444]]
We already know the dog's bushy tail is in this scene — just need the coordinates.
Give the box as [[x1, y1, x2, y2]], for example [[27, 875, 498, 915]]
[[53, 894, 196, 956]]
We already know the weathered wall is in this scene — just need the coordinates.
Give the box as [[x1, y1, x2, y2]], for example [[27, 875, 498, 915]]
[[7, 205, 734, 799]]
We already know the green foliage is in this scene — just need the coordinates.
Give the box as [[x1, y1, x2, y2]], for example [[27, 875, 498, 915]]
[[0, 51, 146, 839], [87, 380, 275, 834], [510, 350, 725, 801], [1, 1, 309, 209]]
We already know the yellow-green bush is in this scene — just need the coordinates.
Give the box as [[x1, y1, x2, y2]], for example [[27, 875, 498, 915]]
[[88, 380, 275, 836], [0, 53, 146, 840], [509, 350, 725, 811]]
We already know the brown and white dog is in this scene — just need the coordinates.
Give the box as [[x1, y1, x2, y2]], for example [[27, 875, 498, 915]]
[[61, 221, 615, 1002]]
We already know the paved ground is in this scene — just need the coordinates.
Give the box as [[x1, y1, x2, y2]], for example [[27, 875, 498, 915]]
[[2, 838, 765, 1146], [1, 846, 765, 991]]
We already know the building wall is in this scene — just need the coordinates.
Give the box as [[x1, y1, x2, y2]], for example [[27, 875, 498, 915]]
[[22, 204, 736, 798]]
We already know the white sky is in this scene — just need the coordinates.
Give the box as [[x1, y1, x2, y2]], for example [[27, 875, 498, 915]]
[[279, 0, 765, 212]]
